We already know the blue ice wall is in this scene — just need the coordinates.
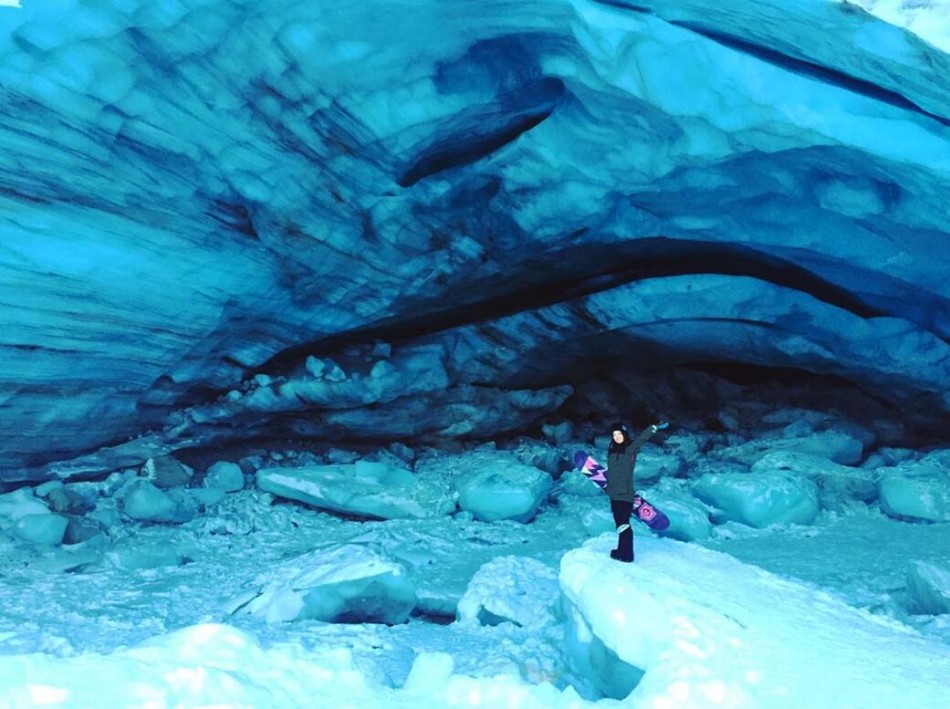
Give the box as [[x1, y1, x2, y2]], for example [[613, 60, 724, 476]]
[[1, 0, 948, 479]]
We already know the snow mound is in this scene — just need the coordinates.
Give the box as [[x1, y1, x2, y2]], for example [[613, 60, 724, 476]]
[[0, 623, 386, 707], [692, 471, 819, 528], [257, 461, 455, 520], [560, 537, 950, 705], [229, 544, 416, 624]]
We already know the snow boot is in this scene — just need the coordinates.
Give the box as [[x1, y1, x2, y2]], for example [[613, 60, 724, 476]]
[[610, 549, 633, 563]]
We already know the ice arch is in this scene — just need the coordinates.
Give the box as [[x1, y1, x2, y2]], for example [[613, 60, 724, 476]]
[[1, 0, 948, 480]]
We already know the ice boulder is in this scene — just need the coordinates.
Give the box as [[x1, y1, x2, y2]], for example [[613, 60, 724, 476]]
[[644, 493, 713, 542], [541, 421, 574, 445], [879, 467, 950, 523], [189, 486, 228, 509], [457, 556, 559, 630], [63, 515, 106, 545], [256, 461, 455, 520], [560, 537, 950, 706], [556, 470, 603, 498], [633, 448, 685, 484], [751, 451, 878, 510], [454, 464, 552, 523], [0, 488, 49, 522], [782, 431, 865, 465], [560, 549, 645, 699], [572, 502, 615, 537], [515, 442, 563, 477], [14, 513, 68, 545], [142, 455, 193, 489], [907, 561, 950, 615], [862, 447, 916, 469], [203, 461, 245, 492], [720, 431, 864, 467], [229, 545, 416, 625], [122, 480, 197, 524], [46, 486, 94, 515], [692, 471, 819, 528]]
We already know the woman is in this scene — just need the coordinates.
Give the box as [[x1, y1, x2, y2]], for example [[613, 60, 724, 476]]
[[606, 421, 663, 562]]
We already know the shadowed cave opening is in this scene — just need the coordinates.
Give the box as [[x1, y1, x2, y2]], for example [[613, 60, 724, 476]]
[[254, 236, 885, 380]]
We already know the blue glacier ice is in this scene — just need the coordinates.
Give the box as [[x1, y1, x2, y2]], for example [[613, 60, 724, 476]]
[[906, 560, 950, 615], [1, 1, 949, 698], [0, 0, 948, 489]]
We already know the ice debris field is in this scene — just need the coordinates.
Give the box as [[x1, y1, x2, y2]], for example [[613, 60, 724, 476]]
[[2, 414, 950, 708]]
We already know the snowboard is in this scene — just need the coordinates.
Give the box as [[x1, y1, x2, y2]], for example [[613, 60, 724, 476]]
[[572, 449, 671, 531]]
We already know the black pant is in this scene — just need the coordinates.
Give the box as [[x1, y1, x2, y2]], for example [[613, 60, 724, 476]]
[[610, 499, 634, 561]]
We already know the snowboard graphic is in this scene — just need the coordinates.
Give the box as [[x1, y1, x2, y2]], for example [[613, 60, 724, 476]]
[[573, 450, 671, 531]]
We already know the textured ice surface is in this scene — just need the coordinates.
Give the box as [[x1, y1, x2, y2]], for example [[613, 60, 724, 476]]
[[14, 513, 68, 545], [907, 560, 950, 615], [257, 461, 456, 520], [0, 424, 948, 706], [751, 450, 879, 509], [2, 0, 950, 480], [229, 544, 416, 624], [456, 555, 560, 629], [879, 454, 950, 522], [121, 480, 197, 524], [560, 536, 950, 706], [202, 461, 245, 492], [692, 470, 820, 528], [454, 463, 552, 523]]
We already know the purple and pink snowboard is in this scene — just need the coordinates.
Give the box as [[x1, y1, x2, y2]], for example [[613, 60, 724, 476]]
[[573, 450, 671, 531]]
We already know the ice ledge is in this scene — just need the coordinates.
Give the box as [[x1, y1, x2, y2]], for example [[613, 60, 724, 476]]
[[559, 536, 950, 705]]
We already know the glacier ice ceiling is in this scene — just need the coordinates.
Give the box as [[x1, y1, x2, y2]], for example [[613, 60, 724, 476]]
[[1, 0, 949, 483]]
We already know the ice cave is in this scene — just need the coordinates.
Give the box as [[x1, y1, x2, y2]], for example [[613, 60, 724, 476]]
[[1, 0, 949, 706]]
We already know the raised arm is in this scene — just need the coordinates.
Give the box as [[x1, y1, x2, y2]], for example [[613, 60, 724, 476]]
[[631, 421, 669, 452], [635, 425, 656, 445]]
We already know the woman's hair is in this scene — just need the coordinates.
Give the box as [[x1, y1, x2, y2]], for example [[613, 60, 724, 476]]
[[609, 422, 629, 453]]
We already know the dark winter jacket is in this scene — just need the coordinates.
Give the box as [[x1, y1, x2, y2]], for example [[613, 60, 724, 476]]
[[605, 426, 656, 502]]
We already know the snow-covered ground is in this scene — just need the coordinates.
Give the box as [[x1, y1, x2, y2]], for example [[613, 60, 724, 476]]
[[2, 412, 949, 707]]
